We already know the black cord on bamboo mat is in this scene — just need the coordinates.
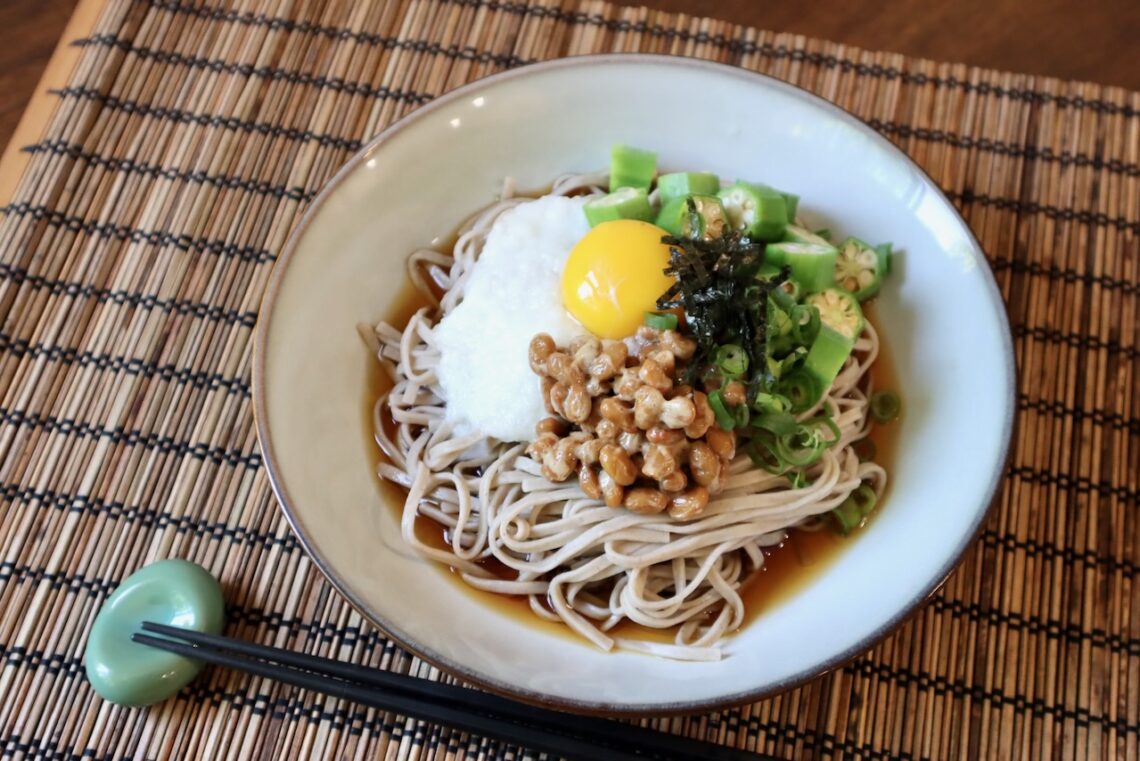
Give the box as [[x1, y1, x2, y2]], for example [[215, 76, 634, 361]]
[[135, 622, 772, 761]]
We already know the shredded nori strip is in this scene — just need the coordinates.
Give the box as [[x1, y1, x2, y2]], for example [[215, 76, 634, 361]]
[[656, 231, 789, 395]]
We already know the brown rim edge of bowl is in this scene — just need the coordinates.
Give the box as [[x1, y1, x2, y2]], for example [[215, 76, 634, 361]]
[[252, 53, 1019, 718]]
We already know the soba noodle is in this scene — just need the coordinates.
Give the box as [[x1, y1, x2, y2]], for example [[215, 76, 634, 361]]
[[364, 173, 887, 661]]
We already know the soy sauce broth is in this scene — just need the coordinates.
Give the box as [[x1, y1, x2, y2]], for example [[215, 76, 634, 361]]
[[364, 276, 902, 645]]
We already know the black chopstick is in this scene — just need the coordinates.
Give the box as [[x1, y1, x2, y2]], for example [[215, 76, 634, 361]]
[[135, 622, 772, 761], [133, 631, 633, 760], [138, 621, 748, 760]]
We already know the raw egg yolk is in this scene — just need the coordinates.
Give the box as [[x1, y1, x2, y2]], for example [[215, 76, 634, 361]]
[[561, 220, 675, 339]]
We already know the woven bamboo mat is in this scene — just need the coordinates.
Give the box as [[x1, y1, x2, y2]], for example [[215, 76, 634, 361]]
[[0, 0, 1137, 758]]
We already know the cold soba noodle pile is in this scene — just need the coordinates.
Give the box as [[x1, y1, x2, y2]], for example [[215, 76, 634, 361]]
[[365, 147, 900, 660]]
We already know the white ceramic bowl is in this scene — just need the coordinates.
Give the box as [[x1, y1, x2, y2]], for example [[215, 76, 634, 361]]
[[254, 55, 1015, 714]]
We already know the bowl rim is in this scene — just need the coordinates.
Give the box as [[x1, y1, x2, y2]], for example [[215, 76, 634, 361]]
[[253, 52, 1017, 716]]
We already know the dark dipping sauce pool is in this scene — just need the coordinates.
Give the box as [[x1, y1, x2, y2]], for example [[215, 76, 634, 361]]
[[363, 278, 901, 646]]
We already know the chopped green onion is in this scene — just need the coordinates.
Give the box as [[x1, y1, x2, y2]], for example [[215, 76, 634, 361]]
[[764, 355, 786, 383], [828, 483, 878, 535], [770, 414, 838, 469], [707, 390, 737, 430], [769, 286, 797, 314], [732, 402, 751, 429], [766, 299, 797, 357], [803, 413, 842, 447], [745, 431, 784, 473], [778, 368, 822, 413], [752, 392, 792, 415], [644, 311, 679, 331], [850, 484, 878, 516], [769, 350, 808, 383], [714, 343, 748, 378], [775, 427, 827, 467], [870, 390, 901, 422], [609, 145, 657, 191], [829, 499, 862, 535], [751, 411, 798, 436], [786, 471, 810, 489]]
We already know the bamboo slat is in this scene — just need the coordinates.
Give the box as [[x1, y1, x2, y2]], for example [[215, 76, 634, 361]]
[[0, 0, 1136, 758]]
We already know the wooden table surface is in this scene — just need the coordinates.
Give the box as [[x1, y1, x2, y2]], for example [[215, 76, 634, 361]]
[[2, 0, 1139, 159]]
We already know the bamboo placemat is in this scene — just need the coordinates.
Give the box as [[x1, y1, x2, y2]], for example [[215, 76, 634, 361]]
[[0, 0, 1137, 758]]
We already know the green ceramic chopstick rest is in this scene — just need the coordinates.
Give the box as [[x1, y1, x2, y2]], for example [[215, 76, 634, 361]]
[[85, 559, 225, 706]]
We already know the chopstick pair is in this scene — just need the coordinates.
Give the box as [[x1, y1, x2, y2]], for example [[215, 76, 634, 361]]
[[134, 622, 773, 761]]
